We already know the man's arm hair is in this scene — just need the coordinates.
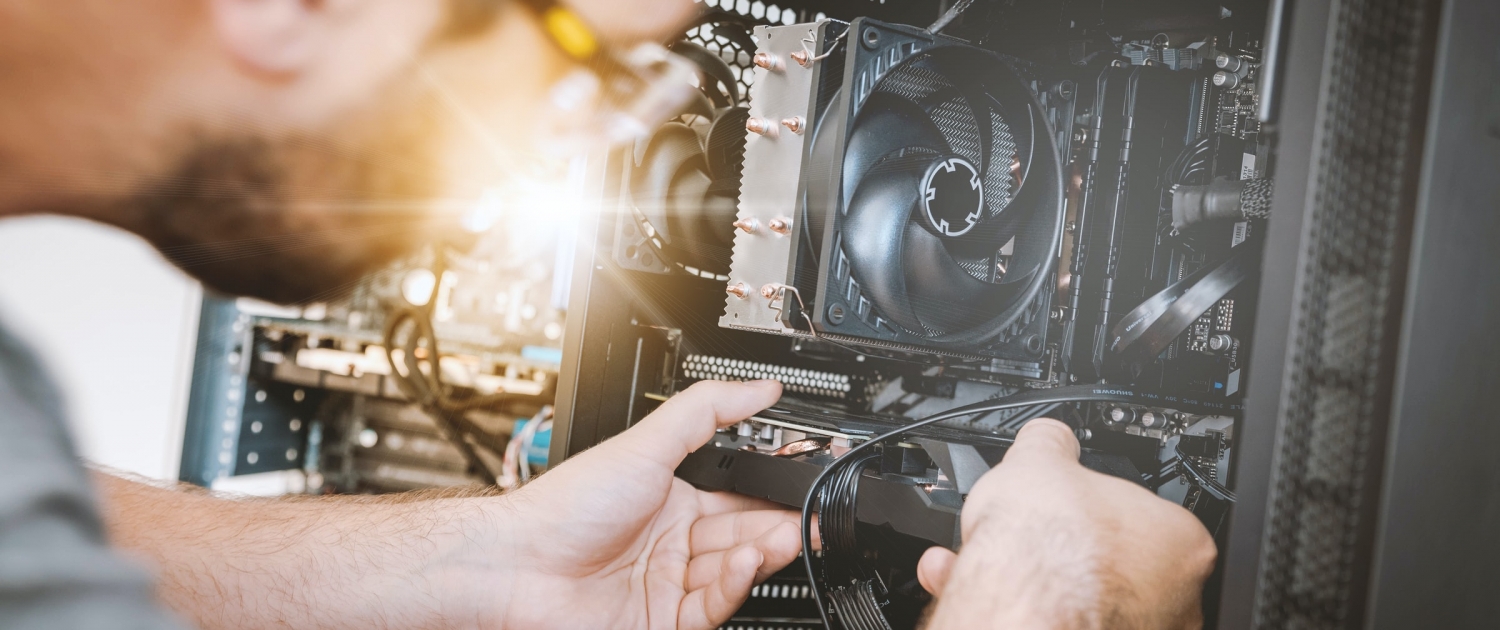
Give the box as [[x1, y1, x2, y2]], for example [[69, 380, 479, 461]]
[[92, 470, 519, 630]]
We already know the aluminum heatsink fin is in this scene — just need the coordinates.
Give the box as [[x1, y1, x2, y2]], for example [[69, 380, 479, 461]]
[[718, 21, 829, 335]]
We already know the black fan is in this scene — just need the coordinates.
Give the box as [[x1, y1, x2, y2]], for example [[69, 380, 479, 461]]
[[816, 45, 1065, 348], [625, 36, 751, 280]]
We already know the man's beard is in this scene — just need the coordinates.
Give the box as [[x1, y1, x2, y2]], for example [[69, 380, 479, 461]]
[[116, 137, 449, 305]]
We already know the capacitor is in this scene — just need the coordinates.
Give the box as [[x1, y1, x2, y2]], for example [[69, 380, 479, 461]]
[[1215, 53, 1245, 73], [1213, 70, 1241, 89], [1140, 411, 1165, 428], [1208, 333, 1235, 353], [1105, 406, 1137, 425]]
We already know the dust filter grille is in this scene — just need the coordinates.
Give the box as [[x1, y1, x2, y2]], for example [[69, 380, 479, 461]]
[[1252, 0, 1436, 626]]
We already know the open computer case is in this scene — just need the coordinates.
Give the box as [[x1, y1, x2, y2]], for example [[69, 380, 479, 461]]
[[180, 0, 1500, 628]]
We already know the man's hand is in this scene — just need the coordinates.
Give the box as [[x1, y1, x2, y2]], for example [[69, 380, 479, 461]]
[[917, 419, 1217, 630], [98, 380, 802, 630], [493, 379, 803, 629]]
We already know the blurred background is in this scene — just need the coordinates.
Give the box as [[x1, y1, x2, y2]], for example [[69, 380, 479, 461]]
[[0, 217, 200, 481]]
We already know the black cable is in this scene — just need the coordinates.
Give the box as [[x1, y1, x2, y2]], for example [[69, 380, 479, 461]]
[[799, 384, 1241, 629], [383, 308, 502, 481], [829, 581, 894, 630], [1174, 446, 1236, 502], [927, 0, 976, 34], [1108, 235, 1259, 364], [818, 454, 881, 582], [1165, 136, 1212, 188], [379, 250, 546, 482], [819, 456, 890, 630]]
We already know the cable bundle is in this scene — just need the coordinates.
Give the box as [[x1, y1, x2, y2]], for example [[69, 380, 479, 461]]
[[500, 407, 553, 490], [1167, 135, 1214, 188], [381, 250, 547, 484], [799, 384, 1241, 629], [828, 581, 894, 630], [815, 453, 891, 630]]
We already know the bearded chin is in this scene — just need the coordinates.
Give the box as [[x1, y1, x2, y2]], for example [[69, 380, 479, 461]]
[[117, 138, 448, 305]]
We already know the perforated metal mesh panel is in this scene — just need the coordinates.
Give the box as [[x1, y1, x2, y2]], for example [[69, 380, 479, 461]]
[[682, 15, 763, 104], [1252, 0, 1436, 626]]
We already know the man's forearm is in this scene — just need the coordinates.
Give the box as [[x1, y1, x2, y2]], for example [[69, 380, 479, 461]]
[[93, 473, 519, 630]]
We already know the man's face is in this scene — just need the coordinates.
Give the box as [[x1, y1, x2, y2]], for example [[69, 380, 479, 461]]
[[14, 0, 692, 304]]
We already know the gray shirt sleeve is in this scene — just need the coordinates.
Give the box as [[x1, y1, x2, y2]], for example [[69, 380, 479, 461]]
[[0, 316, 189, 630]]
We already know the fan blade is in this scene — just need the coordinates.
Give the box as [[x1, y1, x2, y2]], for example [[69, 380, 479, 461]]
[[666, 167, 732, 265], [670, 41, 738, 107], [683, 90, 716, 122], [632, 122, 704, 233], [902, 222, 1026, 334], [843, 157, 1031, 336], [843, 92, 950, 211], [841, 165, 926, 334], [906, 55, 996, 173], [704, 106, 749, 181]]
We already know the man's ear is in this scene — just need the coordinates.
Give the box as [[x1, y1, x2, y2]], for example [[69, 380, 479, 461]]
[[210, 0, 354, 75]]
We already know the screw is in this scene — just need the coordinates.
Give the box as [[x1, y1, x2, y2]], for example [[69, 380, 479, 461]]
[[1050, 307, 1065, 322], [733, 218, 758, 234], [768, 217, 792, 234], [1065, 221, 1078, 232], [827, 304, 846, 325], [1054, 80, 1076, 100], [726, 282, 749, 299], [780, 116, 804, 134], [753, 51, 782, 70]]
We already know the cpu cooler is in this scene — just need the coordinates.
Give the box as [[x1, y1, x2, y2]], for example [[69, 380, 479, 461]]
[[723, 19, 1067, 368]]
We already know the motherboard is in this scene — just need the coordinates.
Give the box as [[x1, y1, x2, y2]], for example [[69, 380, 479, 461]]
[[561, 1, 1274, 627]]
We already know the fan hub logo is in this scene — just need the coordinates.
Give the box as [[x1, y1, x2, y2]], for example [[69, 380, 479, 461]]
[[921, 158, 984, 237]]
